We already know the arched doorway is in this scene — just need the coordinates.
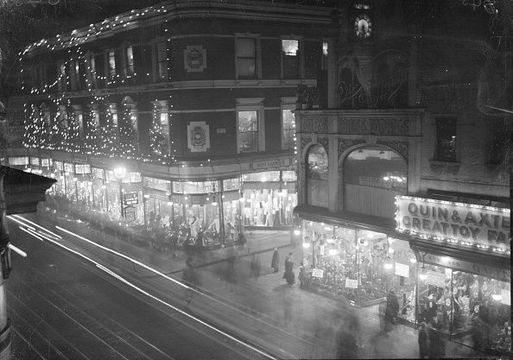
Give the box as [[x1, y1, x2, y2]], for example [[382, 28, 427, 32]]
[[342, 146, 406, 218]]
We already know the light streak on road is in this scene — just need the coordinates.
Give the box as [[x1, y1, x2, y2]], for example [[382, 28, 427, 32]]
[[8, 215, 279, 360], [8, 243, 27, 258]]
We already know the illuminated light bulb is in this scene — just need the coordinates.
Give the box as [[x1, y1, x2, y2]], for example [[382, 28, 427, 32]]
[[419, 273, 428, 281], [302, 242, 311, 249]]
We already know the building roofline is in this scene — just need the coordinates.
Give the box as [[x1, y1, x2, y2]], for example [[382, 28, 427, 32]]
[[21, 0, 337, 58]]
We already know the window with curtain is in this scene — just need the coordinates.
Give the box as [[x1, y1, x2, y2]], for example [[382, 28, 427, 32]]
[[306, 144, 328, 207], [238, 110, 258, 153], [435, 117, 457, 162], [236, 37, 256, 79]]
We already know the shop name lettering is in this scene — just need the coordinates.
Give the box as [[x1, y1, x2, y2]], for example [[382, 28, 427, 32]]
[[401, 203, 510, 243]]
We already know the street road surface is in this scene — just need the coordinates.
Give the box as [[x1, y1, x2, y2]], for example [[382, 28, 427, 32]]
[[6, 215, 274, 360]]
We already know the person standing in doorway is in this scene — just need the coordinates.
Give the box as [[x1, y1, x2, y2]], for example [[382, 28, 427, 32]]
[[385, 289, 399, 332], [271, 248, 280, 273]]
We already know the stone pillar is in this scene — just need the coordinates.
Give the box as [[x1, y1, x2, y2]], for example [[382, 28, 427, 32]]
[[328, 134, 338, 212], [327, 38, 339, 109], [0, 174, 11, 360]]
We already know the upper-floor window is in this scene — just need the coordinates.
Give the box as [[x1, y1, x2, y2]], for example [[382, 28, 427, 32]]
[[108, 49, 117, 78], [322, 41, 328, 70], [125, 45, 135, 77], [435, 117, 457, 162], [306, 144, 328, 207], [88, 54, 97, 88], [282, 39, 302, 79], [281, 98, 296, 151], [237, 98, 264, 153], [155, 41, 168, 81], [238, 110, 258, 153], [236, 37, 257, 79]]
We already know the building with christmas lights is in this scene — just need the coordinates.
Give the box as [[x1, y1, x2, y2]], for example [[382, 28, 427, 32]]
[[6, 0, 338, 244], [293, 0, 510, 355]]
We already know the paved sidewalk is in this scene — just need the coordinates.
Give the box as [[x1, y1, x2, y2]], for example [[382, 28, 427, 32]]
[[35, 207, 488, 359]]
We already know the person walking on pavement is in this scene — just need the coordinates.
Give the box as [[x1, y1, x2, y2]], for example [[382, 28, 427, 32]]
[[182, 257, 200, 306], [271, 248, 280, 273], [427, 318, 445, 359], [385, 289, 399, 333], [250, 253, 261, 278], [336, 313, 360, 359], [418, 321, 429, 359], [283, 252, 295, 285]]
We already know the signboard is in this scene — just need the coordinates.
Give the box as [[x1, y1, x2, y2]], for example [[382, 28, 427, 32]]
[[395, 262, 410, 278], [252, 158, 290, 170], [396, 195, 510, 251], [187, 121, 210, 152], [123, 192, 138, 205], [345, 278, 358, 288], [312, 268, 324, 278], [184, 45, 207, 72], [420, 252, 510, 283], [124, 206, 136, 222], [424, 270, 447, 288], [64, 162, 74, 173]]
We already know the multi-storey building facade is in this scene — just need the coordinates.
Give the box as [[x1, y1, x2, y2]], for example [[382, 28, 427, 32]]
[[7, 0, 337, 242], [294, 0, 510, 355]]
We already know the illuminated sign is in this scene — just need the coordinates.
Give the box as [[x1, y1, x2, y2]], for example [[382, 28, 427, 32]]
[[396, 196, 510, 253]]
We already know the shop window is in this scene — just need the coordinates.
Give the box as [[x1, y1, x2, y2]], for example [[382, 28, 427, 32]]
[[242, 171, 280, 182], [306, 144, 328, 207], [173, 181, 215, 194], [236, 37, 257, 79], [435, 117, 457, 162], [282, 39, 302, 79], [417, 266, 510, 353], [343, 146, 406, 218], [92, 167, 104, 179], [155, 41, 168, 81], [75, 164, 91, 175], [237, 110, 259, 153], [223, 178, 241, 191], [281, 107, 296, 150], [281, 170, 297, 182], [143, 176, 170, 192]]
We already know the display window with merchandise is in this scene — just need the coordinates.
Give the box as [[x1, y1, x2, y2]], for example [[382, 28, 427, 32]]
[[417, 264, 511, 354], [300, 220, 416, 313]]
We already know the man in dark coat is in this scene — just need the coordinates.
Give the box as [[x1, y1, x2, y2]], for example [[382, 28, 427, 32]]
[[283, 252, 295, 285], [271, 248, 280, 273], [385, 289, 399, 332], [418, 321, 429, 359]]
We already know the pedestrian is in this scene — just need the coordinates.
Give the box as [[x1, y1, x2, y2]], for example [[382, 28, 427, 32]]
[[182, 257, 200, 306], [238, 231, 247, 247], [271, 248, 280, 273], [250, 253, 261, 278], [428, 319, 445, 359], [336, 313, 360, 359], [378, 299, 387, 334], [283, 252, 295, 285], [385, 289, 399, 332], [418, 321, 429, 359]]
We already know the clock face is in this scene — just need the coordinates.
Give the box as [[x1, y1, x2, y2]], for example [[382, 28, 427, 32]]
[[354, 14, 372, 39]]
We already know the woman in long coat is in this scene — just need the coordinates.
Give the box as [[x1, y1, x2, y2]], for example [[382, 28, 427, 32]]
[[283, 253, 295, 285], [271, 248, 280, 273]]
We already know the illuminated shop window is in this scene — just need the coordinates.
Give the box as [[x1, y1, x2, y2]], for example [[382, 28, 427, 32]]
[[223, 178, 241, 191], [143, 176, 170, 192], [242, 171, 280, 182], [282, 170, 297, 182], [173, 181, 215, 194]]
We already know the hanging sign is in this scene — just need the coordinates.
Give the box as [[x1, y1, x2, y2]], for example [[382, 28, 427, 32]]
[[345, 278, 358, 288], [184, 45, 207, 72], [187, 121, 210, 152], [395, 195, 510, 251], [395, 262, 410, 278], [311, 268, 324, 278], [123, 192, 138, 205]]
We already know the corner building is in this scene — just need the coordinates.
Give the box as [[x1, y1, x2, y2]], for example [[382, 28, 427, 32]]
[[294, 0, 510, 356], [10, 0, 337, 243]]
